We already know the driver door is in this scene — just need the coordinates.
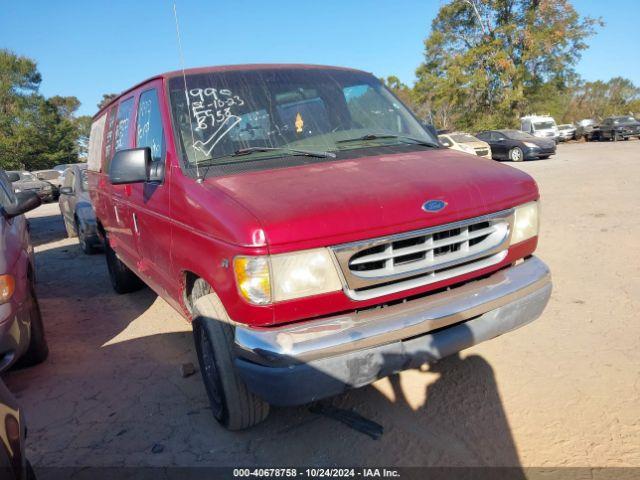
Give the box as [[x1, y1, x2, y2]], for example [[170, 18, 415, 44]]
[[491, 132, 509, 158]]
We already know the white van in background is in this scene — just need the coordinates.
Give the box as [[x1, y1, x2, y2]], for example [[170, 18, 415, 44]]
[[520, 115, 559, 143]]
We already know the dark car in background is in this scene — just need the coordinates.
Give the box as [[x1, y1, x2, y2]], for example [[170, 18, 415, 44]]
[[59, 164, 100, 254], [7, 172, 54, 203], [0, 171, 48, 371], [32, 170, 62, 200], [0, 378, 36, 480], [595, 116, 640, 141], [476, 129, 556, 161]]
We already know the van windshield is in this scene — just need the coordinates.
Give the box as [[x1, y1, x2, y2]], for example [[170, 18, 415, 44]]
[[533, 121, 555, 130], [168, 68, 435, 168]]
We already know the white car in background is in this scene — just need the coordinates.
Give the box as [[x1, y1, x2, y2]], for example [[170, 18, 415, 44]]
[[437, 132, 492, 159], [521, 115, 559, 142], [557, 124, 576, 141]]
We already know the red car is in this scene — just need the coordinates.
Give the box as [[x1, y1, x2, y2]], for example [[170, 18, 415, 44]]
[[87, 65, 552, 430], [0, 171, 48, 371]]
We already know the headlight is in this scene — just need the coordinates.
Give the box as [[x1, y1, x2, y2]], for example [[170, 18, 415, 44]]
[[523, 142, 539, 148], [0, 274, 16, 304], [511, 202, 539, 244], [271, 249, 342, 302], [234, 249, 342, 305], [14, 188, 21, 193]]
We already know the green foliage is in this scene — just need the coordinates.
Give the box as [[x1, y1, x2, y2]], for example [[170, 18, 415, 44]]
[[413, 0, 603, 130], [98, 93, 118, 110], [0, 49, 86, 170]]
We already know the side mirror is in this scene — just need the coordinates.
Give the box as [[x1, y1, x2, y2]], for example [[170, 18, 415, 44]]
[[3, 191, 41, 219], [109, 147, 151, 185], [7, 172, 20, 183], [59, 186, 73, 195]]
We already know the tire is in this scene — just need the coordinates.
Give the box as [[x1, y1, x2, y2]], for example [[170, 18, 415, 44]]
[[16, 281, 48, 368], [104, 235, 144, 294], [613, 131, 619, 142], [509, 147, 524, 162], [191, 280, 269, 430], [75, 217, 97, 255]]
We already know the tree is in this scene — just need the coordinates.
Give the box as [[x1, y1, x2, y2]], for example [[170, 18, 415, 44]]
[[97, 93, 118, 110], [565, 77, 640, 121], [414, 0, 602, 130], [75, 115, 93, 160], [49, 95, 81, 119], [0, 50, 83, 170]]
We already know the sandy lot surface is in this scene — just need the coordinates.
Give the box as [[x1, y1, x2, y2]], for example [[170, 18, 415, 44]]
[[3, 141, 639, 468]]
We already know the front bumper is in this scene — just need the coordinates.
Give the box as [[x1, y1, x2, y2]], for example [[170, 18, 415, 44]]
[[234, 256, 551, 406], [524, 146, 555, 158]]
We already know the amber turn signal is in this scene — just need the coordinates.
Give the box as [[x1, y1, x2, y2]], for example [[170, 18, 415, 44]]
[[0, 274, 16, 304]]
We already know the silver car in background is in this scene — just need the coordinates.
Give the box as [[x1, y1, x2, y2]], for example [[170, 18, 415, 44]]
[[557, 124, 576, 141]]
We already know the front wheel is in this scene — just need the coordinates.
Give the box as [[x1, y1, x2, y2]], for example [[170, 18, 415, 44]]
[[15, 281, 48, 368], [509, 147, 524, 162], [192, 285, 269, 430]]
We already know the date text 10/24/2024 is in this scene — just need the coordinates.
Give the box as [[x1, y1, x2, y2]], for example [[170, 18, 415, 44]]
[[233, 468, 401, 478]]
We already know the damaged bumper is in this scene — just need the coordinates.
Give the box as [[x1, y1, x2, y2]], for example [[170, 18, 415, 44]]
[[234, 256, 552, 406]]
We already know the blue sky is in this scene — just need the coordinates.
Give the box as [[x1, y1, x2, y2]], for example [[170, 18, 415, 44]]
[[1, 0, 637, 117]]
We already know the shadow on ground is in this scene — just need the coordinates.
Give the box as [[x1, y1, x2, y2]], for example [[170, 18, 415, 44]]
[[3, 208, 523, 470]]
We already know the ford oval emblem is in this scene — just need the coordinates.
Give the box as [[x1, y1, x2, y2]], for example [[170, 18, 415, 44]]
[[422, 199, 447, 212]]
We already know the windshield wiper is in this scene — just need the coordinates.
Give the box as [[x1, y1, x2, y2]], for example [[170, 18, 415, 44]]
[[336, 133, 439, 148], [195, 146, 336, 167], [231, 146, 335, 159]]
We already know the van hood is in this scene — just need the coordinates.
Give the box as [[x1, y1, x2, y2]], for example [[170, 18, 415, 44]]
[[204, 148, 538, 249]]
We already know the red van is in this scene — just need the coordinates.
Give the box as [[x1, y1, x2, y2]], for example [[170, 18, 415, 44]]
[[87, 65, 551, 430]]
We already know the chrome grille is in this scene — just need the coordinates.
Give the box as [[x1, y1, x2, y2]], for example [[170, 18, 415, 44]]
[[332, 210, 513, 300]]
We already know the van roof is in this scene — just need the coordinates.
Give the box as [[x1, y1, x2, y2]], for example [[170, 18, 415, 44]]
[[93, 63, 368, 120]]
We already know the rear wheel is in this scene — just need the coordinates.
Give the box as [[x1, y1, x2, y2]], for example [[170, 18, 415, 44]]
[[76, 217, 97, 255], [191, 280, 269, 430], [509, 147, 524, 162], [16, 281, 48, 368], [104, 235, 144, 294]]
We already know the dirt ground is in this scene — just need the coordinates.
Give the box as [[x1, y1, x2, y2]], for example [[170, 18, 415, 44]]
[[3, 140, 639, 468]]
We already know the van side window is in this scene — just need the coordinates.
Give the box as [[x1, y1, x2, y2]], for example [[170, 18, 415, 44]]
[[87, 114, 106, 172], [102, 107, 117, 172], [114, 98, 135, 152], [136, 89, 165, 162]]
